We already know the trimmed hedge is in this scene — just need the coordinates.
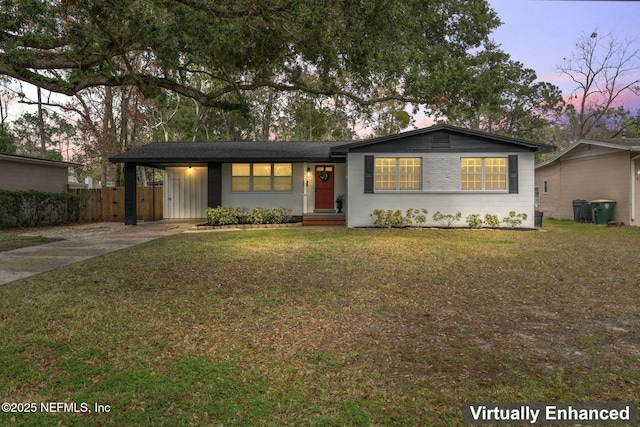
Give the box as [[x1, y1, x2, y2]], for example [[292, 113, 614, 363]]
[[206, 206, 293, 226], [0, 189, 78, 228]]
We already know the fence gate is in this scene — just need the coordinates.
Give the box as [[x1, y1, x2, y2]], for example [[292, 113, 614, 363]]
[[102, 187, 124, 221], [101, 187, 163, 221]]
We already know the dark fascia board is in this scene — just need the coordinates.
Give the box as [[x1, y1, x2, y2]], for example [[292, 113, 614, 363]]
[[330, 124, 556, 154], [0, 152, 83, 168], [110, 156, 345, 166], [109, 141, 348, 165], [116, 157, 345, 169]]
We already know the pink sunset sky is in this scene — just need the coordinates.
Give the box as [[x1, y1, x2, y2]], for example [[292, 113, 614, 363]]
[[489, 0, 640, 111], [414, 0, 640, 129]]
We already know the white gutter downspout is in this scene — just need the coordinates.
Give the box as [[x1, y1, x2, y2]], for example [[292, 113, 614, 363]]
[[631, 154, 640, 223]]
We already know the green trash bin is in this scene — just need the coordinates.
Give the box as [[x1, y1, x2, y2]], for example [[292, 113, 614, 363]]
[[591, 200, 616, 224]]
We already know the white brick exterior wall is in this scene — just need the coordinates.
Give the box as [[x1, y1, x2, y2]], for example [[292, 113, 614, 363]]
[[346, 152, 536, 228]]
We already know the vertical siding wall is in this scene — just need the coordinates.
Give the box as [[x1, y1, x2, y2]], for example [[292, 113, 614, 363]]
[[536, 151, 631, 224], [164, 167, 208, 219], [347, 152, 536, 227]]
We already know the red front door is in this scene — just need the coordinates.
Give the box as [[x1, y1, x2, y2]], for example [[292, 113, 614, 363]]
[[315, 165, 335, 210]]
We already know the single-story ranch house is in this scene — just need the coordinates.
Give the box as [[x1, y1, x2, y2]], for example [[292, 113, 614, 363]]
[[109, 124, 554, 227], [0, 152, 81, 193], [535, 138, 640, 225]]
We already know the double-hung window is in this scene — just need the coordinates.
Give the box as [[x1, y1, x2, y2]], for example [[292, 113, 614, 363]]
[[231, 163, 293, 192], [460, 157, 507, 190], [375, 158, 421, 191]]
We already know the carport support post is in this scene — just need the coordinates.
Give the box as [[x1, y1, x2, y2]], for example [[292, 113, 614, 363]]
[[124, 162, 137, 225], [208, 162, 222, 208]]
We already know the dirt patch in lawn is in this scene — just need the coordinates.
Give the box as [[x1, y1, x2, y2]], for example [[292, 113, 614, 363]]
[[0, 222, 128, 252], [0, 234, 62, 252], [19, 222, 129, 239]]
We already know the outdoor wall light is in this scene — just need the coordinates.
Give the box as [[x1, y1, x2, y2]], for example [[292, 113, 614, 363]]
[[189, 163, 192, 169], [307, 167, 311, 179]]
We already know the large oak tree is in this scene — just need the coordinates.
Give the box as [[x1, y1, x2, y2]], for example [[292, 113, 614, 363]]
[[442, 43, 565, 142], [1, 0, 502, 113]]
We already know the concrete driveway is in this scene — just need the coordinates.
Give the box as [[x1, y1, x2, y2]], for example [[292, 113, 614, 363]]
[[0, 221, 196, 286]]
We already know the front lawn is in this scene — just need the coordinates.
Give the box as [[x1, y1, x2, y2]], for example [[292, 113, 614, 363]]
[[0, 230, 61, 252], [1, 220, 639, 426]]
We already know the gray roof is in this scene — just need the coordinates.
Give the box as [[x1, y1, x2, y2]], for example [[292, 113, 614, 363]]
[[604, 138, 640, 147], [109, 125, 555, 167], [109, 141, 348, 166], [536, 138, 640, 168], [0, 152, 83, 168]]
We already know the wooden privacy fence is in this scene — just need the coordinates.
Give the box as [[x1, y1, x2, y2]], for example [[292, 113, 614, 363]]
[[70, 186, 163, 222], [69, 188, 102, 222]]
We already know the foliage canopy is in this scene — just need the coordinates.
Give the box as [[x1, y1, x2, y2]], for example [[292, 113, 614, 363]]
[[0, 0, 501, 112]]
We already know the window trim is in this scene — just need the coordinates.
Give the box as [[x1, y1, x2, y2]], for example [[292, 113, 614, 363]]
[[374, 157, 422, 191], [231, 162, 293, 192], [460, 157, 508, 191]]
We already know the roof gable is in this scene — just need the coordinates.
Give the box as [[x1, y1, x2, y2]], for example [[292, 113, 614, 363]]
[[331, 124, 555, 154]]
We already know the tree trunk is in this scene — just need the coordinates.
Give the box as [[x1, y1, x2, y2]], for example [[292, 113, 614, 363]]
[[37, 87, 46, 158]]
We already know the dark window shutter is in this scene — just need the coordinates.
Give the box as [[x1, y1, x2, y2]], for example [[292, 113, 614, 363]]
[[364, 155, 374, 193], [508, 155, 518, 194]]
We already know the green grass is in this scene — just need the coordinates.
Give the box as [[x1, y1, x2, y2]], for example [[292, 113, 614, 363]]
[[0, 230, 61, 252], [1, 220, 639, 426]]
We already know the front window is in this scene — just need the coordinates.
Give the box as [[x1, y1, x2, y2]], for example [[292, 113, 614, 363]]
[[375, 158, 421, 191], [461, 157, 506, 191], [231, 163, 293, 192]]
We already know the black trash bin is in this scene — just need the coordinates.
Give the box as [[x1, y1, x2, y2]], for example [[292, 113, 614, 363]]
[[572, 199, 587, 222], [579, 203, 592, 223], [534, 210, 543, 227]]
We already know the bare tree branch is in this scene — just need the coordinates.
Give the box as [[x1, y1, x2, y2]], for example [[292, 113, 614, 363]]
[[559, 31, 640, 140]]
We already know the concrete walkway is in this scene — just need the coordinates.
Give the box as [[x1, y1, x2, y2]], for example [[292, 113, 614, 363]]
[[0, 221, 196, 286]]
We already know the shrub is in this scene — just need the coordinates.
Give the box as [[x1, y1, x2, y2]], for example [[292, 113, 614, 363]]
[[503, 211, 528, 228], [413, 208, 429, 226], [0, 189, 78, 228], [247, 207, 292, 224], [432, 211, 462, 228], [206, 206, 246, 225], [466, 214, 483, 229], [370, 209, 410, 228], [484, 214, 500, 228], [207, 206, 293, 225]]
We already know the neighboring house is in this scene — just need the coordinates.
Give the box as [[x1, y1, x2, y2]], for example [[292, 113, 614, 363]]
[[0, 153, 81, 193], [535, 138, 640, 226], [109, 124, 554, 227]]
